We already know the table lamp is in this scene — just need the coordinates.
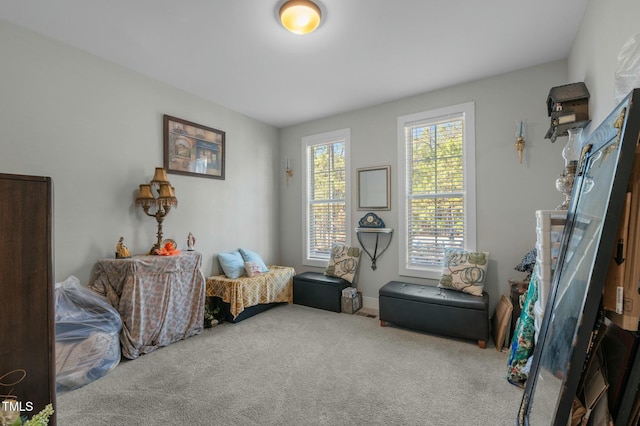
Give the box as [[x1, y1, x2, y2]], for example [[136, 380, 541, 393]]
[[135, 167, 177, 253]]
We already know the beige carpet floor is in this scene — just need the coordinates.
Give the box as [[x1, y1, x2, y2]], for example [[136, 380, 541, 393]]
[[56, 303, 523, 425]]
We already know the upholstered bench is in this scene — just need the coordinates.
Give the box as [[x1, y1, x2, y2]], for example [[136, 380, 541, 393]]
[[378, 281, 490, 348], [293, 272, 350, 313]]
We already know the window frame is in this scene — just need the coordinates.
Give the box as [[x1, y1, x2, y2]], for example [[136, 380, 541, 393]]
[[302, 128, 351, 267], [397, 102, 476, 279]]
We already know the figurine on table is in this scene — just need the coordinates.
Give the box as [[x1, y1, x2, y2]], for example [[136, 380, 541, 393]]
[[187, 232, 196, 251], [116, 236, 131, 259]]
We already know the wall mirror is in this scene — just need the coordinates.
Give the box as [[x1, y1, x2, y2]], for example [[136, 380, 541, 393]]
[[357, 166, 390, 210], [519, 89, 640, 425]]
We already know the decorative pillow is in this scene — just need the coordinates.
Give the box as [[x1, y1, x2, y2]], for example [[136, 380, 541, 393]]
[[244, 261, 262, 277], [238, 248, 269, 273], [218, 251, 246, 279], [324, 244, 361, 284], [438, 248, 490, 296]]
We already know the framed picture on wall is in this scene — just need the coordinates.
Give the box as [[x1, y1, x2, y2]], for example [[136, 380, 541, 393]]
[[163, 115, 225, 180], [357, 165, 391, 210]]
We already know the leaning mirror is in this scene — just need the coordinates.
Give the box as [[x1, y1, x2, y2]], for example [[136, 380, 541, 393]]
[[519, 89, 640, 425], [357, 166, 390, 210]]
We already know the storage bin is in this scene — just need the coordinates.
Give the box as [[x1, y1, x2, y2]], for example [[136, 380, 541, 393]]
[[341, 292, 362, 314], [535, 210, 567, 308]]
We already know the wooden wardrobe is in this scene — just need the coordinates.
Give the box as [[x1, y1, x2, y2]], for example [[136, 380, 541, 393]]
[[0, 173, 56, 424]]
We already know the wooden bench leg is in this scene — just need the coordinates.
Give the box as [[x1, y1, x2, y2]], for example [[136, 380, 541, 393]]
[[478, 340, 487, 349]]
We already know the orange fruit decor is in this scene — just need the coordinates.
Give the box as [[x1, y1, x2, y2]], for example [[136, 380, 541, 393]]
[[155, 241, 181, 256]]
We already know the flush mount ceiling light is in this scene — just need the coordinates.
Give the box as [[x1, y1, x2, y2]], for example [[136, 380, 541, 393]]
[[279, 0, 322, 35]]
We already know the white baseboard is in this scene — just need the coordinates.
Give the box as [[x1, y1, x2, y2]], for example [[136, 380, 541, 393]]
[[362, 295, 379, 311]]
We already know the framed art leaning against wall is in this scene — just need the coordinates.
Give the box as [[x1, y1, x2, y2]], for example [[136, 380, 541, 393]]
[[163, 115, 225, 180]]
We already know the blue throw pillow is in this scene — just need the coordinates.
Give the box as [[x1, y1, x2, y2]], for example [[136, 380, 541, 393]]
[[218, 251, 246, 278], [238, 248, 269, 272]]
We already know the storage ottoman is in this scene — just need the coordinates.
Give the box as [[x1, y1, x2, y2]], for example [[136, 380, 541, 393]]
[[293, 272, 350, 313], [379, 281, 490, 348]]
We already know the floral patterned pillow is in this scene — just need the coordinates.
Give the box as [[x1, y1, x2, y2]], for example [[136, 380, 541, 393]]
[[438, 248, 490, 296], [244, 261, 262, 277], [324, 244, 361, 284]]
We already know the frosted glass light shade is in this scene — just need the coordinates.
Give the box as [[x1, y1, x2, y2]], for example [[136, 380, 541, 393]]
[[280, 0, 321, 35], [562, 127, 583, 165]]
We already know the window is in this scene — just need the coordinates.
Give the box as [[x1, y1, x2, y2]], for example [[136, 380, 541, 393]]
[[303, 128, 351, 267], [397, 102, 476, 279]]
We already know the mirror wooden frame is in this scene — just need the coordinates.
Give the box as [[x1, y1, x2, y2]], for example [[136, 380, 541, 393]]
[[357, 166, 391, 210]]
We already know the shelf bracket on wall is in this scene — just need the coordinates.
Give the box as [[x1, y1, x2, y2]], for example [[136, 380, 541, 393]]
[[355, 227, 393, 270]]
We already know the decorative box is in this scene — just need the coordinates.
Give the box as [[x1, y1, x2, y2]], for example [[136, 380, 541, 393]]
[[544, 82, 591, 141], [341, 292, 362, 314]]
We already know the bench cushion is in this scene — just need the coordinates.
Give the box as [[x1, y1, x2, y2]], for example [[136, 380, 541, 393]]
[[296, 271, 350, 287], [380, 281, 488, 310]]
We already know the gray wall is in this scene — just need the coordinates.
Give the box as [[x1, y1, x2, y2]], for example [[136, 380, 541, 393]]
[[280, 60, 570, 311], [4, 0, 639, 308], [0, 21, 280, 285], [279, 0, 640, 312], [568, 0, 640, 129]]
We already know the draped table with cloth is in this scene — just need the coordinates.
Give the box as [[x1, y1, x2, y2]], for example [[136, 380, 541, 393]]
[[89, 251, 205, 359], [206, 265, 295, 320]]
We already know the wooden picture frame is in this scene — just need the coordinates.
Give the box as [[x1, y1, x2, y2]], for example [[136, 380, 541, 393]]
[[492, 294, 513, 352], [357, 165, 391, 210], [163, 115, 225, 180]]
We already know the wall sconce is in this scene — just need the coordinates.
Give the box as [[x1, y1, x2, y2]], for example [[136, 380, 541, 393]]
[[135, 167, 178, 254], [285, 158, 293, 184], [515, 120, 525, 164]]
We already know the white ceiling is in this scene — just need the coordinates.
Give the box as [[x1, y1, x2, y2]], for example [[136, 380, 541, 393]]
[[1, 0, 590, 128]]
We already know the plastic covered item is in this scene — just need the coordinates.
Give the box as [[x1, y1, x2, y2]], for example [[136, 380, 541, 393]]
[[615, 32, 640, 103], [54, 276, 122, 393]]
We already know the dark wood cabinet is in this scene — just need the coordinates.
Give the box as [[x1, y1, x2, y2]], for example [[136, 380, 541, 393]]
[[0, 173, 56, 424]]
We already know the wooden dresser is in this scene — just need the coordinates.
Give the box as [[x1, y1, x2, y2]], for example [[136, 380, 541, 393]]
[[0, 173, 56, 424]]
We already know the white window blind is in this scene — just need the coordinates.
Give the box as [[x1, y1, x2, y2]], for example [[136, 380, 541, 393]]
[[398, 103, 476, 278], [303, 129, 350, 266]]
